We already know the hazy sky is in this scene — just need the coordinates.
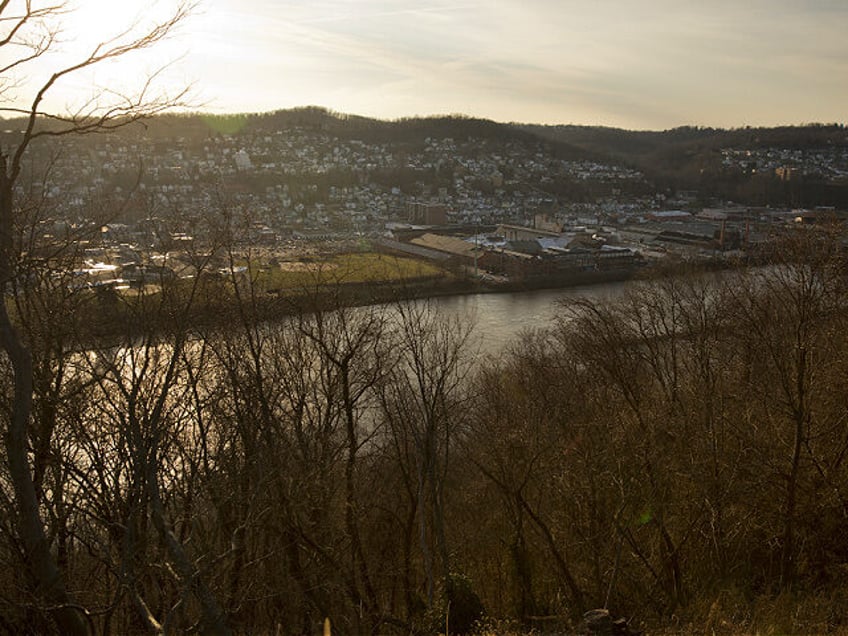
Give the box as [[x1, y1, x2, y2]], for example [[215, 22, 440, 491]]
[[8, 0, 848, 129]]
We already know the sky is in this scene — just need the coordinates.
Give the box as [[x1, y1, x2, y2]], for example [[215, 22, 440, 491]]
[[3, 0, 848, 130]]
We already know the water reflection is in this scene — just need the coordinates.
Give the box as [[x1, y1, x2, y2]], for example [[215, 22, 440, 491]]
[[424, 281, 631, 354]]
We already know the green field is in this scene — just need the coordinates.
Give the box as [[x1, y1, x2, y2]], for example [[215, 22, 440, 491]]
[[256, 252, 448, 292]]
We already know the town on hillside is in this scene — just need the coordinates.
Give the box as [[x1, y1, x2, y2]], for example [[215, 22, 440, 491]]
[[8, 111, 848, 293]]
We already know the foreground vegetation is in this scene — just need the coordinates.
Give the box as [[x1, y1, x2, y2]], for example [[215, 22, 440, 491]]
[[2, 228, 848, 634]]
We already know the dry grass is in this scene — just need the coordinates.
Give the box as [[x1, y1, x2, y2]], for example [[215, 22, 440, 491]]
[[647, 587, 848, 635], [259, 252, 447, 290], [462, 589, 848, 635]]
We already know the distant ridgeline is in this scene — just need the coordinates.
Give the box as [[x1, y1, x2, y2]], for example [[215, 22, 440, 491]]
[[2, 107, 846, 207], [524, 122, 848, 207]]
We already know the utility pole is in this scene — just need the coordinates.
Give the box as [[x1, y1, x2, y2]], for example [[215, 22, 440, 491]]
[[474, 230, 479, 278]]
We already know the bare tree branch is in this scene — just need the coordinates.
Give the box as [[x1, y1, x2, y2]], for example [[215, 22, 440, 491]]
[[0, 2, 198, 633], [7, 1, 196, 181]]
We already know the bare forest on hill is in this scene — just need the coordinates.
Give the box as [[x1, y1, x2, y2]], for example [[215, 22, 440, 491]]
[[3, 227, 848, 634]]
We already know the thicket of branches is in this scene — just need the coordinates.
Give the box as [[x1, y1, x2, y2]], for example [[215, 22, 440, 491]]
[[2, 224, 848, 634], [464, 232, 848, 633], [0, 1, 198, 634]]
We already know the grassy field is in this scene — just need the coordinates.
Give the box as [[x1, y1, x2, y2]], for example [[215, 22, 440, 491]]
[[255, 252, 449, 292]]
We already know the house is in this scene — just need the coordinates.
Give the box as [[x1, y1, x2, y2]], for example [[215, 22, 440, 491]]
[[647, 210, 692, 222]]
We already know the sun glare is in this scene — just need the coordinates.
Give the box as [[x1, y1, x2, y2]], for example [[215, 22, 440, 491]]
[[1, 0, 196, 115]]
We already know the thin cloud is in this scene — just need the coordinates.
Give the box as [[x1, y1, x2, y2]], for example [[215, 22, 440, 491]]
[[163, 0, 848, 127]]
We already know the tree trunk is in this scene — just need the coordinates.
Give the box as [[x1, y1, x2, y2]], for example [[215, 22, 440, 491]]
[[0, 173, 90, 635]]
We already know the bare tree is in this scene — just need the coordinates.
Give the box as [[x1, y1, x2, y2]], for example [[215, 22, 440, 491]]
[[0, 2, 194, 632], [293, 299, 390, 632], [724, 230, 848, 587], [467, 332, 588, 620], [378, 299, 474, 609]]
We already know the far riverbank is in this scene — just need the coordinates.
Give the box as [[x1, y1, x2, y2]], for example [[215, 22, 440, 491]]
[[77, 257, 734, 343]]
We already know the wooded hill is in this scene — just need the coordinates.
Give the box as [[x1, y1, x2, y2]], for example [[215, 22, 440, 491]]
[[3, 107, 847, 208], [5, 106, 845, 166], [114, 110, 848, 207]]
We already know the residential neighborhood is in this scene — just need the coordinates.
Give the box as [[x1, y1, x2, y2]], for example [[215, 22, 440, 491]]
[[11, 113, 848, 291]]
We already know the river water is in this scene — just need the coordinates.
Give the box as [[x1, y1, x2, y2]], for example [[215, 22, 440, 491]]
[[423, 281, 632, 354]]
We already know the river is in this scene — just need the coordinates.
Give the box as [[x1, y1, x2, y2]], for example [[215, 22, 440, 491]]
[[423, 280, 632, 354]]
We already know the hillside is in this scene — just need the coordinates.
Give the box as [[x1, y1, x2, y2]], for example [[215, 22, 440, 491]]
[[3, 108, 847, 208]]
